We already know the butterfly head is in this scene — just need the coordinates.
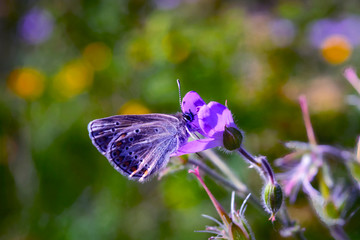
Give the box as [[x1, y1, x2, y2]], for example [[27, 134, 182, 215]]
[[183, 111, 194, 123]]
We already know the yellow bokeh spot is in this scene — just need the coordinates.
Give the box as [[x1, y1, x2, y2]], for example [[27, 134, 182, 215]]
[[118, 101, 151, 115], [54, 59, 93, 98], [83, 42, 112, 71], [162, 32, 191, 64], [7, 67, 45, 100], [321, 35, 352, 64]]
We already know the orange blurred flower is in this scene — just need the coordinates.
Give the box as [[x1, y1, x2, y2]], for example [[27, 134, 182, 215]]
[[321, 35, 352, 64], [308, 16, 360, 64], [7, 67, 45, 100]]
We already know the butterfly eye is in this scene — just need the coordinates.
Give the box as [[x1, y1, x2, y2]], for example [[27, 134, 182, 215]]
[[183, 112, 194, 122]]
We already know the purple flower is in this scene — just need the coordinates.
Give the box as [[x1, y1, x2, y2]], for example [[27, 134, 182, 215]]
[[18, 8, 54, 45], [180, 91, 206, 134], [276, 141, 353, 203], [308, 15, 360, 48], [175, 91, 239, 155], [276, 150, 322, 203]]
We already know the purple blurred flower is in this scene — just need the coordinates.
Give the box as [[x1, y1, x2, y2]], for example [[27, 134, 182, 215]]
[[276, 150, 322, 203], [18, 8, 54, 45], [175, 91, 239, 155], [270, 19, 296, 47], [308, 15, 360, 48], [276, 95, 354, 203], [154, 0, 181, 9], [276, 141, 354, 203]]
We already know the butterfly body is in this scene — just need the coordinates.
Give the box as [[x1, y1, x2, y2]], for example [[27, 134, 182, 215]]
[[88, 113, 189, 181]]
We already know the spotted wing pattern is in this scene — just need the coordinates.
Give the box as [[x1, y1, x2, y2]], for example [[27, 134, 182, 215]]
[[88, 113, 188, 181]]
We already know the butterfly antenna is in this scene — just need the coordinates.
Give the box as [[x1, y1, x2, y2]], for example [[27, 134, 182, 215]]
[[177, 79, 182, 107]]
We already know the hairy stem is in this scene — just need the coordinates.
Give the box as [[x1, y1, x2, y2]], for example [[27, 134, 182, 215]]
[[238, 147, 275, 184], [237, 146, 307, 240], [299, 95, 317, 146], [187, 158, 263, 211], [190, 145, 307, 240]]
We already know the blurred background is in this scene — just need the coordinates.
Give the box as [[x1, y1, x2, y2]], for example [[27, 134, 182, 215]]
[[1, 0, 360, 239]]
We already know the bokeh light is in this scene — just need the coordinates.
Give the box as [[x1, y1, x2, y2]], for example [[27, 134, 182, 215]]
[[118, 101, 151, 115], [305, 77, 344, 112], [18, 8, 54, 45], [127, 38, 153, 69], [270, 19, 296, 47], [308, 16, 360, 64], [83, 42, 112, 71], [162, 31, 191, 64], [53, 59, 93, 99], [154, 0, 181, 10], [7, 67, 45, 100], [321, 35, 352, 64]]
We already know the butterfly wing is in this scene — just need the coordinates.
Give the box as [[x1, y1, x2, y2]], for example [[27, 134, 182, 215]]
[[88, 113, 188, 181]]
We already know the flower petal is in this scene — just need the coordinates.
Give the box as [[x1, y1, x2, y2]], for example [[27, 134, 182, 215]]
[[198, 101, 236, 137], [172, 138, 222, 156], [181, 91, 206, 134], [181, 91, 206, 114]]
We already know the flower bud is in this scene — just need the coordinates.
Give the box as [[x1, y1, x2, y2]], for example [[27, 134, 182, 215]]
[[229, 222, 252, 240], [223, 126, 243, 151], [263, 182, 283, 221]]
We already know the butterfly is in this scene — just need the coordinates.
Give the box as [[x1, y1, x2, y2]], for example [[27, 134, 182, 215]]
[[88, 112, 194, 182]]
